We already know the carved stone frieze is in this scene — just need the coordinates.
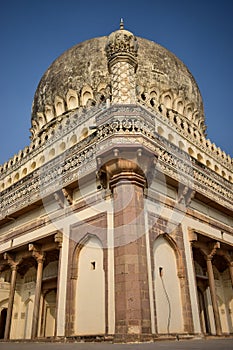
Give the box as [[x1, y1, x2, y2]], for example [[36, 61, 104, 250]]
[[0, 106, 232, 221]]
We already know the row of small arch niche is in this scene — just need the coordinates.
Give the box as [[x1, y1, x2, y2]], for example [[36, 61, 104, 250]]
[[157, 128, 232, 182], [171, 139, 233, 182], [32, 87, 227, 166], [33, 88, 230, 166], [157, 124, 231, 164], [140, 91, 202, 124], [0, 130, 89, 190], [32, 88, 107, 132], [32, 89, 199, 135]]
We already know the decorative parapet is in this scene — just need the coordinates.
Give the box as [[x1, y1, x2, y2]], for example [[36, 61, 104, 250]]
[[0, 106, 232, 221], [1, 102, 231, 189], [0, 136, 98, 220], [143, 103, 232, 171], [95, 116, 233, 210], [0, 104, 107, 185]]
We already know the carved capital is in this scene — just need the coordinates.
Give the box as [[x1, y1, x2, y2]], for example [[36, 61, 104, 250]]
[[178, 184, 195, 207], [54, 231, 63, 248], [4, 253, 18, 270], [109, 170, 146, 190], [62, 188, 73, 206], [226, 251, 233, 267], [207, 241, 220, 261], [29, 244, 45, 264], [97, 146, 155, 191], [188, 229, 197, 243]]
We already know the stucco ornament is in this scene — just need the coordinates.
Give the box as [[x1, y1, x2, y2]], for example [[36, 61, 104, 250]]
[[105, 19, 138, 61]]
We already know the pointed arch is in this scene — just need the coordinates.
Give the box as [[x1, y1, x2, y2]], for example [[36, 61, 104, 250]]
[[81, 85, 94, 106], [70, 134, 77, 147], [23, 297, 33, 339], [184, 103, 194, 120], [37, 112, 46, 128], [160, 91, 173, 109], [54, 96, 65, 116], [71, 233, 102, 279], [153, 234, 184, 334], [192, 110, 200, 124], [162, 233, 184, 276], [31, 119, 39, 135], [97, 82, 107, 93], [66, 89, 79, 110], [173, 97, 184, 115], [148, 86, 159, 107], [0, 298, 9, 308], [45, 105, 54, 122], [73, 234, 105, 335], [41, 290, 56, 337]]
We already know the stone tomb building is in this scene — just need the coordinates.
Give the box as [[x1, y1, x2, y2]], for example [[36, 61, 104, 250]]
[[0, 22, 233, 342]]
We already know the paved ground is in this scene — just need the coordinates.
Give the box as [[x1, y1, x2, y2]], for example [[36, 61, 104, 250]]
[[0, 339, 233, 350]]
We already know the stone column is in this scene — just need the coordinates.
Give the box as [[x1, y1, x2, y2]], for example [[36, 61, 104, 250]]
[[111, 171, 151, 342], [29, 245, 45, 339], [206, 256, 222, 336], [54, 232, 63, 338], [229, 262, 233, 290], [98, 151, 154, 342], [3, 254, 18, 340]]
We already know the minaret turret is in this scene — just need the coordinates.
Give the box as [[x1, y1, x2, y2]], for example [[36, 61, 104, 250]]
[[105, 20, 138, 104]]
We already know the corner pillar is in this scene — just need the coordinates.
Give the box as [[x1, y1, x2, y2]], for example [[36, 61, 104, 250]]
[[112, 172, 151, 341], [97, 143, 155, 341]]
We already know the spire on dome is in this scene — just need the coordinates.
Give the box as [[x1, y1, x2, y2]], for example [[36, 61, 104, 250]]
[[105, 20, 138, 62], [120, 18, 124, 30]]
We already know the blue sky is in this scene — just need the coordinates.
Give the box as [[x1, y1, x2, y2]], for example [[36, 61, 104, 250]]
[[0, 0, 232, 165]]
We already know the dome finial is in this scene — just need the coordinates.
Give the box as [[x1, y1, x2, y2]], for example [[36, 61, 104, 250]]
[[120, 18, 124, 30]]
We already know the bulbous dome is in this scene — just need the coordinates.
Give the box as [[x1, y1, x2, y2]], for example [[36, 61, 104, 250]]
[[31, 26, 205, 139]]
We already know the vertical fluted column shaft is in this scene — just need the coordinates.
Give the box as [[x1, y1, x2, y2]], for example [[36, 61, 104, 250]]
[[4, 264, 18, 339], [206, 257, 222, 335], [31, 251, 45, 339]]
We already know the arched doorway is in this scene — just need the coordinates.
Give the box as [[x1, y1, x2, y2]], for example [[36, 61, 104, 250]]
[[23, 298, 33, 339], [197, 286, 210, 334], [192, 238, 233, 335], [0, 308, 7, 339], [41, 290, 56, 337]]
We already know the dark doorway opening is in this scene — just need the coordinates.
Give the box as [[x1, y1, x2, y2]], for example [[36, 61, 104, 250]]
[[197, 287, 210, 334], [0, 308, 7, 339]]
